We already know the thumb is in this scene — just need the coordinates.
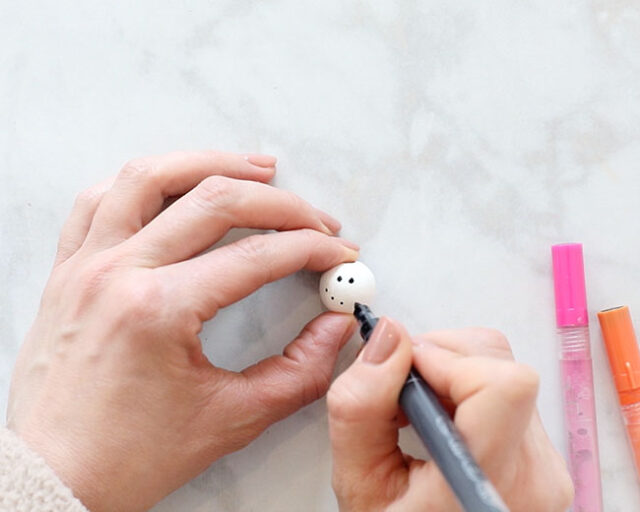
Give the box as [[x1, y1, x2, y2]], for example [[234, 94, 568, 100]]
[[327, 317, 412, 480], [240, 312, 357, 426]]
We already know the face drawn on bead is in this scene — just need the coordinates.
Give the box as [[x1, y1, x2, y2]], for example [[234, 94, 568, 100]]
[[319, 261, 375, 313]]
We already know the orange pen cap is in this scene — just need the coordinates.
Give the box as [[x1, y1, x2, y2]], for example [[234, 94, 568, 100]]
[[598, 306, 640, 405]]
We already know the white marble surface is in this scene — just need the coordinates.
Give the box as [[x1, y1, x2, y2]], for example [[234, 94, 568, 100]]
[[2, 1, 640, 510]]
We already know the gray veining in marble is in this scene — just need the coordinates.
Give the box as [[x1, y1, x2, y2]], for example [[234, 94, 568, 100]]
[[2, 1, 640, 510]]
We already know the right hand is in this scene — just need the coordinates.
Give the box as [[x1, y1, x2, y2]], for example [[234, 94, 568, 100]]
[[327, 317, 574, 511]]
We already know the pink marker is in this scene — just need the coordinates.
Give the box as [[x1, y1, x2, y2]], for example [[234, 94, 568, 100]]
[[551, 243, 603, 511]]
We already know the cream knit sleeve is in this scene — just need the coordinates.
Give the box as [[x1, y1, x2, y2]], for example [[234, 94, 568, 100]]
[[0, 427, 88, 512]]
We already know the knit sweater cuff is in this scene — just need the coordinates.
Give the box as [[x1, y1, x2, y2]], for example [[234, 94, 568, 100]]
[[0, 427, 88, 512]]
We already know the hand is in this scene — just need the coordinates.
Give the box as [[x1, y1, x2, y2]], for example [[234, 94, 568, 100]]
[[327, 317, 574, 511], [7, 151, 359, 512]]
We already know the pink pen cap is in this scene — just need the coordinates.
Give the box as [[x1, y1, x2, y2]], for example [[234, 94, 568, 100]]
[[552, 243, 589, 327]]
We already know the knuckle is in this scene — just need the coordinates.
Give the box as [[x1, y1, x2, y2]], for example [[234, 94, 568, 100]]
[[327, 379, 361, 423], [298, 228, 323, 250], [77, 257, 119, 297], [500, 362, 540, 401], [55, 256, 119, 313], [117, 274, 166, 324], [232, 234, 269, 263], [282, 325, 340, 405], [119, 157, 154, 182], [270, 190, 306, 231], [282, 189, 306, 214], [480, 328, 510, 349], [301, 367, 331, 405], [196, 175, 236, 209], [74, 187, 102, 210], [472, 327, 513, 357]]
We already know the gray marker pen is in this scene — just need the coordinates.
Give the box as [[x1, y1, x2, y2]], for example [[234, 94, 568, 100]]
[[353, 303, 509, 512]]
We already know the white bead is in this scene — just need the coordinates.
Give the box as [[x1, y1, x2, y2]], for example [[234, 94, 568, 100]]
[[319, 261, 376, 313]]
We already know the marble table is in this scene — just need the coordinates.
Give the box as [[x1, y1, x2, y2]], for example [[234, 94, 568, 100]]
[[2, 1, 640, 510]]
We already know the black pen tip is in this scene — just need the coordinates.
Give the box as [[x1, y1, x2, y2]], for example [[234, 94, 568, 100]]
[[353, 303, 378, 342]]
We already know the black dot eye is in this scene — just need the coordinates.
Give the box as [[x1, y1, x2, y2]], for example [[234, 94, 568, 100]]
[[331, 296, 334, 300], [348, 277, 354, 284], [337, 276, 342, 282], [325, 288, 328, 292], [340, 301, 344, 305]]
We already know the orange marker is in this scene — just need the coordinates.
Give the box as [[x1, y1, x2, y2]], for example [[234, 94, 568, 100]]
[[597, 305, 640, 480]]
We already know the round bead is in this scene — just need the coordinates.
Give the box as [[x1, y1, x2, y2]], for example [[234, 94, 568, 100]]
[[319, 261, 376, 313]]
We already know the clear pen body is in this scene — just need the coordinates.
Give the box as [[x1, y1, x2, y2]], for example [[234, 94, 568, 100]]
[[558, 326, 603, 512]]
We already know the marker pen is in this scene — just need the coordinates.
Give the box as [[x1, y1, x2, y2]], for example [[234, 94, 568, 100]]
[[597, 305, 640, 481], [551, 243, 603, 511], [353, 303, 509, 512]]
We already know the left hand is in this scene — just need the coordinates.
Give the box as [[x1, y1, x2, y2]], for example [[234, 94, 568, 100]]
[[7, 151, 358, 512]]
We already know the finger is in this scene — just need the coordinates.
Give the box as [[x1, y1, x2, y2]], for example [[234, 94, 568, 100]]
[[123, 176, 341, 267], [164, 229, 359, 319], [397, 409, 410, 428], [415, 327, 515, 360], [54, 177, 114, 265], [412, 340, 539, 472], [237, 313, 357, 427], [243, 153, 278, 168], [84, 151, 276, 249], [328, 317, 413, 482]]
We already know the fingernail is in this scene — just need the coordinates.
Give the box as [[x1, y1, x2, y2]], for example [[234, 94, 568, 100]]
[[244, 153, 278, 168], [315, 208, 342, 234], [363, 317, 400, 364], [337, 237, 360, 251], [342, 248, 360, 263]]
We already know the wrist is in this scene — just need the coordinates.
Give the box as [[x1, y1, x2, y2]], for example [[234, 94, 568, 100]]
[[14, 423, 105, 511]]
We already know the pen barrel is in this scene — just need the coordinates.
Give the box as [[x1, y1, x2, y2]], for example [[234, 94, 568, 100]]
[[400, 368, 508, 512], [557, 326, 603, 512]]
